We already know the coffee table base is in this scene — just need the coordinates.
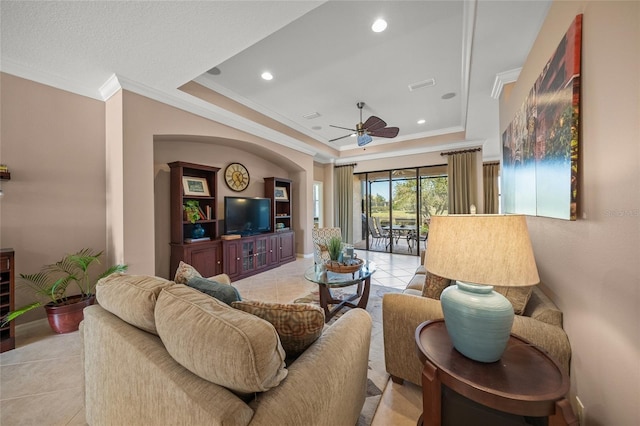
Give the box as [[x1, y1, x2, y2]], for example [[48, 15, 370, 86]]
[[318, 277, 371, 322]]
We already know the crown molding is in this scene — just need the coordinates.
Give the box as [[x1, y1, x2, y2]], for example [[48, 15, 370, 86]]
[[333, 139, 485, 165], [491, 68, 521, 99], [1, 57, 103, 100], [99, 74, 123, 100], [105, 74, 318, 157]]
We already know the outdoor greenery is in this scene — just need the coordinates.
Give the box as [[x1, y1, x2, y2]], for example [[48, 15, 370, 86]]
[[368, 176, 448, 233]]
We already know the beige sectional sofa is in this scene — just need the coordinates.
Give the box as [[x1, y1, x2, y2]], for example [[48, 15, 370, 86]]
[[81, 273, 372, 426], [383, 259, 572, 387]]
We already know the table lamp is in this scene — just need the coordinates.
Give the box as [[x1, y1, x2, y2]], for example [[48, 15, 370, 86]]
[[425, 214, 539, 362]]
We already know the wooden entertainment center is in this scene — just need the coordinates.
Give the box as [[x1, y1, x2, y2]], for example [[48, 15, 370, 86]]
[[169, 162, 295, 281]]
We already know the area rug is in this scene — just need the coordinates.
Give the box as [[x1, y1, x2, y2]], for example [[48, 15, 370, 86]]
[[294, 284, 402, 426]]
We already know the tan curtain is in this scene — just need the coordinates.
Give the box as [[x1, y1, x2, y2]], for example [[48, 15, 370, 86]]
[[447, 151, 479, 214], [483, 162, 500, 214], [334, 164, 354, 242]]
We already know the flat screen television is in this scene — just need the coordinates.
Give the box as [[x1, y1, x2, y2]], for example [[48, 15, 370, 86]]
[[224, 196, 272, 236]]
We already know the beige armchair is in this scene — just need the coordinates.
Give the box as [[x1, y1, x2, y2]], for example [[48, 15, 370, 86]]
[[311, 227, 342, 264], [383, 255, 572, 387]]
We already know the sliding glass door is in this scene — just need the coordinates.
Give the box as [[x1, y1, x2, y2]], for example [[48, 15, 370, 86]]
[[355, 166, 447, 256]]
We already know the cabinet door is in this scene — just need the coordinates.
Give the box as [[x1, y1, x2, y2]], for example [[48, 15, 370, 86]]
[[279, 232, 295, 262], [254, 236, 270, 270], [241, 239, 256, 273], [268, 234, 280, 265], [189, 242, 221, 278], [224, 241, 242, 279]]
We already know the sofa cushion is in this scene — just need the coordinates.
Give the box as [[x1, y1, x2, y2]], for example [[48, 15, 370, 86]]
[[95, 273, 173, 335], [232, 300, 324, 356], [174, 261, 202, 284], [186, 276, 241, 305], [155, 285, 287, 394], [421, 273, 452, 300], [494, 286, 533, 315]]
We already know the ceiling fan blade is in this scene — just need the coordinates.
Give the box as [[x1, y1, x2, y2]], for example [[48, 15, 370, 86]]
[[369, 127, 400, 138], [363, 116, 387, 132], [357, 134, 373, 146], [330, 124, 357, 132], [329, 133, 355, 142]]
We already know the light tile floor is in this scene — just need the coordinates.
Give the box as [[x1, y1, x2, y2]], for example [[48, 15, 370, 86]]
[[0, 250, 422, 425]]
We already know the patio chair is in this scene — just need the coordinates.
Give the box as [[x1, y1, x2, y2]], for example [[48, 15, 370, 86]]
[[368, 217, 390, 248]]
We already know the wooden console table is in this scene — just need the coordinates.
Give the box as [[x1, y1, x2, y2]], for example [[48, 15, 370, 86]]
[[415, 319, 578, 426]]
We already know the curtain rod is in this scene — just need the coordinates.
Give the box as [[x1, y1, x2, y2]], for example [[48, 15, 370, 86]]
[[440, 147, 482, 156], [334, 163, 357, 168], [483, 161, 500, 165]]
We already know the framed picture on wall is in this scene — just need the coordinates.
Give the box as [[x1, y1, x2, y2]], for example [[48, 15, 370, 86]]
[[274, 186, 288, 200], [182, 176, 210, 196]]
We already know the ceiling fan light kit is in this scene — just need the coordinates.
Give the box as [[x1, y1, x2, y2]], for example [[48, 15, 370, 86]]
[[329, 101, 399, 146]]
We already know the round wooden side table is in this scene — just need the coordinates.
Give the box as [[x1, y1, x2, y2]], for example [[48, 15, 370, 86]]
[[415, 319, 578, 426]]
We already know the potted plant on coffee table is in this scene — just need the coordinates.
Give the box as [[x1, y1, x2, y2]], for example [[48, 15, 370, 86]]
[[327, 236, 343, 263], [0, 248, 127, 333]]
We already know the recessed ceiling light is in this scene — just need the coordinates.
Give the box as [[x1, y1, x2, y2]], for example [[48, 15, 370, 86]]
[[442, 92, 456, 99], [261, 71, 273, 81], [206, 67, 221, 75], [372, 18, 387, 33], [417, 119, 426, 124]]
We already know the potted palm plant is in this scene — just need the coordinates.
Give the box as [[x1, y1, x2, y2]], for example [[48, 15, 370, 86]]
[[0, 248, 127, 333]]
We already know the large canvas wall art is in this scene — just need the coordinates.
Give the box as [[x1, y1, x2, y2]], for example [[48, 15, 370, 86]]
[[502, 14, 582, 220]]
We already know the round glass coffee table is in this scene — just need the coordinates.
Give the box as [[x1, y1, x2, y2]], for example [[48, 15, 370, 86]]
[[304, 261, 376, 322]]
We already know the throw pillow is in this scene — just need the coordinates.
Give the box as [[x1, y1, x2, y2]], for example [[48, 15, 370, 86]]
[[232, 300, 325, 357], [421, 272, 452, 300], [155, 284, 287, 394], [186, 276, 241, 305], [174, 261, 202, 284], [96, 273, 174, 335], [315, 243, 330, 262], [494, 286, 533, 315]]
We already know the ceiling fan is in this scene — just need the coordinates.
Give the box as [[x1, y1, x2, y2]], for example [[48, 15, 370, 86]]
[[329, 102, 400, 146]]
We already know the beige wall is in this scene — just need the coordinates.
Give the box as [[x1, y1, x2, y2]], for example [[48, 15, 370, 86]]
[[500, 2, 639, 424], [116, 91, 316, 275], [153, 139, 289, 278], [0, 73, 108, 324]]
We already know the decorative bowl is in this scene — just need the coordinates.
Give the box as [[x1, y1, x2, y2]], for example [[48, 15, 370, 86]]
[[324, 258, 364, 274]]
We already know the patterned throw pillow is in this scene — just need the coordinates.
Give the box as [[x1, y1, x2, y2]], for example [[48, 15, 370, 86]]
[[493, 286, 533, 315], [186, 276, 241, 305], [174, 261, 202, 284], [315, 244, 330, 262], [232, 300, 325, 357], [421, 272, 452, 300]]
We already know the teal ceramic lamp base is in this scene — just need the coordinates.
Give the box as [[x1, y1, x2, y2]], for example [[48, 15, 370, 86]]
[[440, 281, 515, 363]]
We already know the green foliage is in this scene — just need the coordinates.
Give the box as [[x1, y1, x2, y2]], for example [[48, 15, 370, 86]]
[[327, 236, 343, 261], [545, 105, 575, 161], [1, 249, 127, 326], [184, 200, 201, 224]]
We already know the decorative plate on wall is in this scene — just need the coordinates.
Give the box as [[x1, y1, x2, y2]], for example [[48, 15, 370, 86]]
[[224, 162, 250, 192]]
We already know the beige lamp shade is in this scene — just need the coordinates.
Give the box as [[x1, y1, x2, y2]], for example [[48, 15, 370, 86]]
[[425, 214, 539, 287]]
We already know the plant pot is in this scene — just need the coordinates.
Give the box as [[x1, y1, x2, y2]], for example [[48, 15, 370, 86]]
[[44, 294, 96, 334]]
